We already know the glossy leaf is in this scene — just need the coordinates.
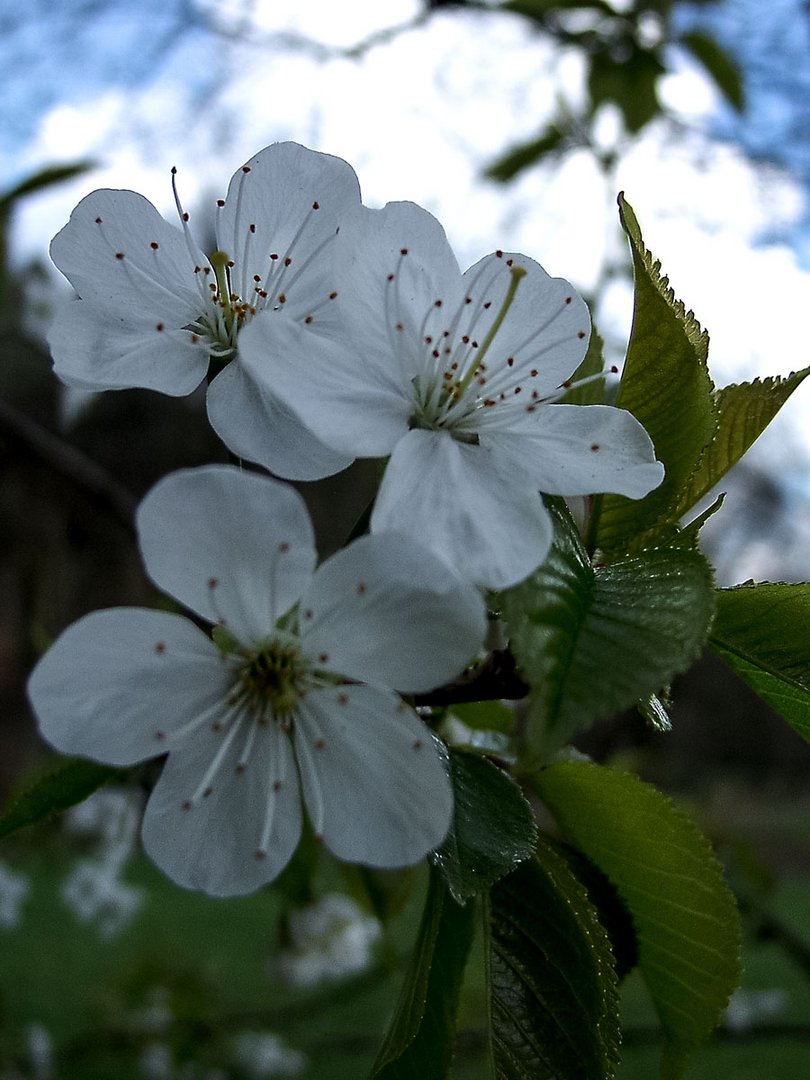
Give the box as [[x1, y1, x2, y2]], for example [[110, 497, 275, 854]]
[[675, 368, 810, 517], [371, 866, 476, 1080], [536, 762, 741, 1078], [487, 838, 620, 1079], [595, 196, 717, 554], [502, 499, 715, 754], [710, 581, 810, 743], [0, 757, 121, 840], [432, 748, 537, 904]]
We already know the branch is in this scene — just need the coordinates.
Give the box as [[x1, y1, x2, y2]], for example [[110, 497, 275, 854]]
[[414, 649, 528, 707], [0, 396, 138, 532]]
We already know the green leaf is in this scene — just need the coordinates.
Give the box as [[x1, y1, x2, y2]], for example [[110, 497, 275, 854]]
[[0, 757, 122, 840], [486, 125, 566, 183], [710, 581, 810, 743], [450, 699, 515, 734], [595, 196, 717, 554], [666, 493, 725, 550], [0, 162, 95, 211], [371, 866, 476, 1079], [675, 368, 810, 517], [536, 762, 742, 1078], [432, 749, 537, 904], [679, 30, 744, 112], [588, 47, 665, 133], [561, 323, 609, 406], [487, 837, 620, 1079], [502, 499, 715, 755]]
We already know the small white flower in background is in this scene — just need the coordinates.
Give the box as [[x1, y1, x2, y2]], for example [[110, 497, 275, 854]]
[[138, 1042, 174, 1080], [240, 201, 665, 588], [724, 987, 786, 1032], [48, 142, 359, 480], [277, 893, 381, 988], [232, 1032, 306, 1079], [61, 787, 144, 939], [24, 1023, 54, 1080], [28, 466, 486, 897], [0, 859, 29, 929]]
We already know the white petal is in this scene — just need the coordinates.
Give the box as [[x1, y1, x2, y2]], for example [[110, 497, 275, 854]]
[[48, 300, 208, 394], [142, 717, 302, 896], [294, 685, 452, 867], [460, 252, 590, 394], [301, 532, 486, 692], [215, 143, 361, 319], [238, 314, 411, 459], [330, 201, 462, 363], [27, 608, 230, 765], [483, 403, 665, 497], [371, 429, 554, 589], [136, 466, 316, 639], [50, 189, 204, 319], [206, 360, 353, 480]]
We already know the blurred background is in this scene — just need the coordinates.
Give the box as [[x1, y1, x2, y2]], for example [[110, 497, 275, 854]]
[[1, 2, 809, 1077]]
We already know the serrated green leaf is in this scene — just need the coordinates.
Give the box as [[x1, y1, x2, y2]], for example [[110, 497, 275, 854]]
[[710, 581, 810, 743], [675, 368, 810, 517], [679, 30, 744, 112], [666, 493, 725, 549], [594, 196, 717, 554], [0, 757, 122, 840], [502, 500, 715, 755], [536, 762, 742, 1078], [371, 866, 476, 1080], [487, 837, 620, 1079], [486, 125, 566, 183], [432, 749, 537, 904]]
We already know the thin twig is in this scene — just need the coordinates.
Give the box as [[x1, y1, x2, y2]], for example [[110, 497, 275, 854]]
[[0, 396, 138, 532]]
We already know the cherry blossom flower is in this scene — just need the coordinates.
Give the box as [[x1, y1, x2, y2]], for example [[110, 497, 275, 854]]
[[27, 466, 486, 897], [48, 143, 360, 479], [238, 202, 665, 588]]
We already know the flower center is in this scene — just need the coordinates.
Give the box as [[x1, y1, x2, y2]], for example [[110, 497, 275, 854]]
[[234, 639, 309, 721], [406, 261, 528, 440], [170, 165, 339, 365]]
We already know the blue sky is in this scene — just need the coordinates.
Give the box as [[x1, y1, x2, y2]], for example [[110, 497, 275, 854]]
[[677, 0, 810, 262]]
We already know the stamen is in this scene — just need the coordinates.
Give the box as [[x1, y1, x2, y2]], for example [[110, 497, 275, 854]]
[[455, 265, 527, 397], [171, 167, 207, 287], [293, 708, 326, 838], [186, 703, 246, 805], [257, 729, 289, 853]]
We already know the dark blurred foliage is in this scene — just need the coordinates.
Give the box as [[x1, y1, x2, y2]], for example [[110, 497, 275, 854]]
[[486, 0, 744, 179]]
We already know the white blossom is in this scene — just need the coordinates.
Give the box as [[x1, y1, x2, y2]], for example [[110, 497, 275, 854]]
[[277, 893, 381, 988], [48, 143, 360, 480], [28, 466, 486, 897], [231, 1032, 306, 1078], [239, 201, 665, 587]]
